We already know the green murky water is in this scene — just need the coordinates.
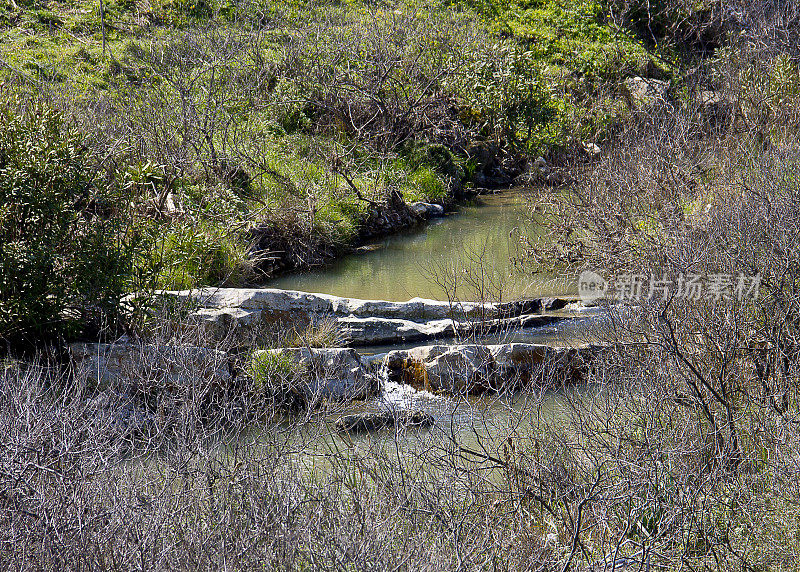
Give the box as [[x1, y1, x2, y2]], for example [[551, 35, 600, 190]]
[[283, 384, 597, 480], [263, 190, 596, 447], [267, 191, 573, 302]]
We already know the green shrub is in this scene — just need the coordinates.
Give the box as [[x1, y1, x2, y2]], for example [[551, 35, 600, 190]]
[[109, 0, 137, 14], [247, 349, 305, 408], [410, 143, 464, 181], [406, 167, 447, 201], [278, 106, 313, 134], [249, 350, 298, 381], [0, 102, 133, 345], [146, 220, 252, 289]]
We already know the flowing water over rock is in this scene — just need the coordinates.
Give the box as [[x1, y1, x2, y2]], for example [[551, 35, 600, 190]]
[[103, 191, 601, 440], [254, 190, 600, 438]]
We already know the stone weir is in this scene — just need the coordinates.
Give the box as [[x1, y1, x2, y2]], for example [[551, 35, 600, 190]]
[[150, 287, 590, 346], [72, 288, 603, 429], [69, 342, 605, 412]]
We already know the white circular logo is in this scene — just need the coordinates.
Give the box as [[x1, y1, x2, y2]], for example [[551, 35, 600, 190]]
[[578, 270, 607, 301]]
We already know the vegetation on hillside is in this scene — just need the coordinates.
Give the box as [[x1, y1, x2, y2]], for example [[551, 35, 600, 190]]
[[0, 102, 136, 344], [518, 1, 800, 567], [0, 0, 677, 344]]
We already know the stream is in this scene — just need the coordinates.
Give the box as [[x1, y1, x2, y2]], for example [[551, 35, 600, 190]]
[[263, 190, 595, 442], [269, 190, 591, 354], [267, 190, 574, 302]]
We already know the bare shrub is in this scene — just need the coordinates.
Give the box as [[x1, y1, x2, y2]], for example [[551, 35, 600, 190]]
[[0, 345, 570, 569], [280, 6, 483, 151], [512, 9, 800, 565]]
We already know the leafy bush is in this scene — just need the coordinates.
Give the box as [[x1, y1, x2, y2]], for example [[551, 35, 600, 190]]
[[247, 349, 306, 408], [404, 142, 464, 182], [145, 220, 253, 290], [0, 102, 133, 345], [406, 166, 447, 201]]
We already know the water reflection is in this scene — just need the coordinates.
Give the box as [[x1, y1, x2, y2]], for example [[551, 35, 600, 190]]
[[267, 191, 574, 302]]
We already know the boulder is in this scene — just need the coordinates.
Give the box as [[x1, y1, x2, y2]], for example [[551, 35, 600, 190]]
[[188, 307, 266, 340], [624, 76, 670, 109], [490, 343, 588, 386], [384, 344, 498, 394], [255, 347, 380, 402], [362, 352, 389, 373], [384, 343, 594, 395], [408, 202, 445, 219]]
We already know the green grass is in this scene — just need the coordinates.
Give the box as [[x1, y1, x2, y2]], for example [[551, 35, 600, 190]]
[[0, 0, 672, 292]]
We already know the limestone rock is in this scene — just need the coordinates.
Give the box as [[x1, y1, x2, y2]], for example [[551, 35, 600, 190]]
[[69, 342, 233, 390], [256, 347, 380, 402], [338, 316, 455, 345], [150, 288, 578, 346], [384, 344, 498, 394], [696, 90, 734, 128], [490, 343, 587, 386], [624, 76, 670, 109], [162, 288, 502, 322], [384, 343, 594, 395], [408, 201, 445, 219], [362, 352, 390, 373]]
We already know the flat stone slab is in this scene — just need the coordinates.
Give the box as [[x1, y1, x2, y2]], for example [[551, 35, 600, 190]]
[[162, 287, 532, 321], [71, 342, 380, 407], [69, 341, 233, 390], [338, 316, 456, 345], [150, 287, 582, 346]]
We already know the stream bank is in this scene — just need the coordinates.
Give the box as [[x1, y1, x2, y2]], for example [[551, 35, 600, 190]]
[[265, 190, 564, 302]]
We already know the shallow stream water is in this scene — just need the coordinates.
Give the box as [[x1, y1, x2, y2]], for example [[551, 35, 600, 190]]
[[285, 381, 598, 481], [267, 190, 576, 302], [265, 190, 594, 444]]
